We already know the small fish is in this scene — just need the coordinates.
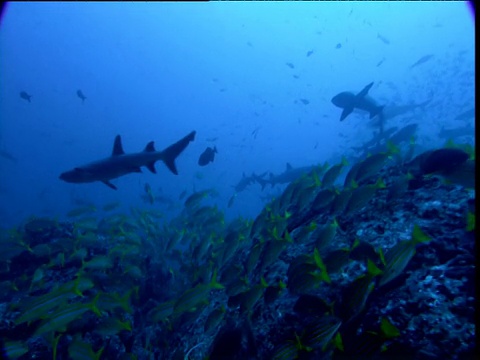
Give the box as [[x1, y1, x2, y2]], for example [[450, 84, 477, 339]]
[[376, 58, 386, 67], [227, 193, 237, 208], [102, 201, 121, 211], [378, 225, 431, 287], [0, 149, 17, 163], [3, 341, 29, 359], [306, 50, 314, 57], [299, 99, 310, 105], [377, 33, 390, 45], [144, 183, 155, 204], [77, 89, 87, 103], [285, 62, 295, 69], [198, 146, 217, 166], [322, 157, 348, 188], [94, 317, 132, 336], [68, 335, 104, 360], [454, 108, 475, 121], [335, 43, 342, 49], [19, 91, 32, 102], [173, 270, 223, 315], [409, 54, 434, 69], [179, 189, 187, 200], [34, 294, 101, 335]]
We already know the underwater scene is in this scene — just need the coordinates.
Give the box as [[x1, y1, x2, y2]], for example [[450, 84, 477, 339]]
[[0, 2, 476, 360]]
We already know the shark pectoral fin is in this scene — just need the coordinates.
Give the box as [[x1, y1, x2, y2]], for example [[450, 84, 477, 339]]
[[146, 162, 157, 174], [102, 180, 118, 190], [161, 131, 196, 175], [340, 107, 353, 121], [356, 82, 374, 98]]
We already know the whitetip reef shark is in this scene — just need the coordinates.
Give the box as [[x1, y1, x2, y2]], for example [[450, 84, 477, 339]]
[[60, 131, 196, 190]]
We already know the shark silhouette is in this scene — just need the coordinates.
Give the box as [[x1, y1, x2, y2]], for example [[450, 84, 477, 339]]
[[60, 131, 196, 190], [331, 82, 384, 122]]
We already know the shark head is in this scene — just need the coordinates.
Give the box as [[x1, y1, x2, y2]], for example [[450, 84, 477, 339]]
[[59, 167, 95, 184], [331, 92, 355, 108]]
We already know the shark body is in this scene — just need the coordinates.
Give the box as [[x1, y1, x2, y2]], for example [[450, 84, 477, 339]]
[[331, 82, 384, 122], [60, 131, 196, 190], [256, 163, 320, 190]]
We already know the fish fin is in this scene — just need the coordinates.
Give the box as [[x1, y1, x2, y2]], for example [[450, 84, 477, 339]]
[[340, 107, 353, 121], [161, 131, 196, 175], [112, 136, 125, 156], [146, 162, 156, 174], [356, 82, 374, 98], [144, 141, 155, 152], [102, 181, 117, 190], [214, 146, 218, 153], [286, 163, 293, 171]]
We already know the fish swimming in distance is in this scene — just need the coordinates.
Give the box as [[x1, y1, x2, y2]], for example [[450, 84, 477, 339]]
[[77, 89, 87, 103], [409, 54, 434, 69], [20, 91, 32, 102], [198, 146, 217, 166], [331, 82, 384, 122], [60, 131, 196, 190], [0, 148, 17, 163]]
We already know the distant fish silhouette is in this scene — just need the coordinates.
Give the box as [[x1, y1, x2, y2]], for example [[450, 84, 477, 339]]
[[0, 149, 17, 163], [331, 82, 384, 122], [377, 33, 390, 45], [77, 89, 87, 103], [409, 54, 434, 69], [20, 91, 32, 102], [198, 146, 217, 166]]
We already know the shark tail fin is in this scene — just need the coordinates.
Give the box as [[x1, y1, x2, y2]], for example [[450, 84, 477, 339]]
[[161, 131, 196, 175]]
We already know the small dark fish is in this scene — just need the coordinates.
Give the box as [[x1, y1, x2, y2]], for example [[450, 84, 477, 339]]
[[299, 99, 310, 105], [409, 54, 434, 69], [286, 62, 295, 69], [376, 58, 386, 67], [454, 108, 475, 121], [247, 41, 253, 47], [377, 33, 390, 45], [0, 149, 17, 163], [206, 137, 218, 142], [293, 75, 300, 79], [20, 91, 32, 102], [251, 127, 261, 139], [77, 89, 87, 103], [198, 146, 217, 166], [306, 50, 314, 57], [227, 193, 237, 208], [335, 43, 342, 49]]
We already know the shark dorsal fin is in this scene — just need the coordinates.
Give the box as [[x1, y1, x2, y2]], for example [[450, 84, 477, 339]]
[[356, 82, 374, 98], [286, 163, 293, 171], [144, 141, 156, 152], [112, 135, 124, 156]]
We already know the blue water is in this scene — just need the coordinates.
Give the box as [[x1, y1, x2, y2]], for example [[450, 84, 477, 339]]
[[0, 2, 474, 229]]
